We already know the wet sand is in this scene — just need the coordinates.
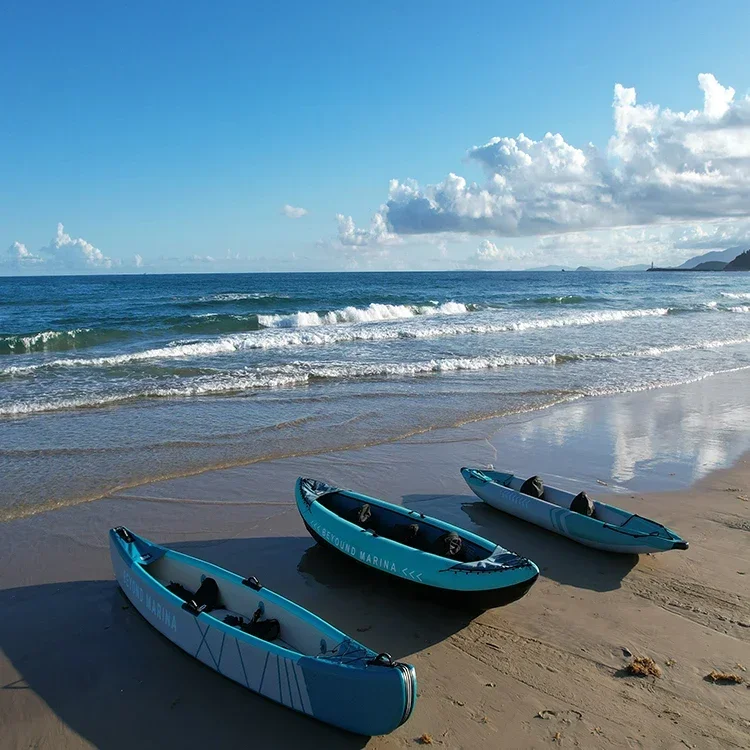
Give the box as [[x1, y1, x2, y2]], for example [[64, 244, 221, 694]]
[[1, 374, 750, 749]]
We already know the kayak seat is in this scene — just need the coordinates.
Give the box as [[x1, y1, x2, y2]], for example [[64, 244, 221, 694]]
[[192, 577, 221, 611], [166, 577, 222, 612], [316, 491, 488, 562], [388, 522, 427, 551], [570, 491, 595, 517], [519, 475, 545, 500]]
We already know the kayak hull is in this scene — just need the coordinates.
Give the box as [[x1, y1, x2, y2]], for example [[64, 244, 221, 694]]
[[296, 478, 539, 610], [461, 468, 689, 554], [110, 527, 416, 736], [304, 520, 538, 609]]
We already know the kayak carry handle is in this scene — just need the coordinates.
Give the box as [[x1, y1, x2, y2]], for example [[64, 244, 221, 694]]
[[370, 652, 394, 667], [242, 576, 262, 590], [114, 526, 134, 543]]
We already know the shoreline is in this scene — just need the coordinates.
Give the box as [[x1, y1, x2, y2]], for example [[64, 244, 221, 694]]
[[5, 364, 750, 523], [1, 372, 749, 748]]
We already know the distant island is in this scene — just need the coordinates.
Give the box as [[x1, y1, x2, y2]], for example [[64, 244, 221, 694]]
[[647, 248, 750, 272], [519, 248, 750, 273]]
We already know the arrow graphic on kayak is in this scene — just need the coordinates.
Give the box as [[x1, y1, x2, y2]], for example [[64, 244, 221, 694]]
[[401, 568, 423, 582]]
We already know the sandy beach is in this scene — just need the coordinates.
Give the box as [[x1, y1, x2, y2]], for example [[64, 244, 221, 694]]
[[2, 373, 749, 749]]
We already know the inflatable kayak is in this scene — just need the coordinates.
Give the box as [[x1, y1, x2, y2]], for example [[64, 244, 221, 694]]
[[295, 478, 539, 609], [109, 526, 416, 735], [461, 468, 689, 554]]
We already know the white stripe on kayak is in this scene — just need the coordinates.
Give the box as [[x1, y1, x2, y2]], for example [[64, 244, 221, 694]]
[[293, 662, 313, 715]]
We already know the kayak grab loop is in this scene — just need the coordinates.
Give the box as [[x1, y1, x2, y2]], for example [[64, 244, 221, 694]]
[[370, 652, 395, 667], [242, 576, 262, 590], [114, 526, 134, 543]]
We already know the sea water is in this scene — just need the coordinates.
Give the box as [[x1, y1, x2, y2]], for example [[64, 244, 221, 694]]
[[2, 270, 750, 518]]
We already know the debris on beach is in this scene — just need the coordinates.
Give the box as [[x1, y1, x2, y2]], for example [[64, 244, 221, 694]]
[[622, 647, 633, 657], [626, 656, 662, 677], [706, 670, 744, 684], [417, 733, 433, 745], [537, 709, 582, 723], [665, 658, 676, 667], [596, 479, 608, 486]]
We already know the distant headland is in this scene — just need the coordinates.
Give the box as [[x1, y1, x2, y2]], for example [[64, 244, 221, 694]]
[[647, 248, 750, 272]]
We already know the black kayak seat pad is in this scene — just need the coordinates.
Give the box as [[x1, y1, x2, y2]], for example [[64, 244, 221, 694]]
[[317, 491, 485, 562]]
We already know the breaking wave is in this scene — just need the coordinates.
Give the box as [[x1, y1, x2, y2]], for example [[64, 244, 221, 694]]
[[256, 301, 470, 328], [5, 331, 750, 415], [0, 328, 130, 355], [0, 307, 671, 375], [720, 292, 750, 300], [0, 354, 558, 415]]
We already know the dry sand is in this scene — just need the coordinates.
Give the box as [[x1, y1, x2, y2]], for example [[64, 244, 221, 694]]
[[1, 381, 749, 749]]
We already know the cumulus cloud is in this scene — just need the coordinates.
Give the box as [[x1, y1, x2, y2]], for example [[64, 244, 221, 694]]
[[282, 204, 308, 219], [133, 253, 144, 268], [343, 74, 750, 243], [4, 224, 114, 271], [467, 239, 533, 267], [46, 223, 113, 268], [336, 211, 400, 247], [6, 241, 43, 265]]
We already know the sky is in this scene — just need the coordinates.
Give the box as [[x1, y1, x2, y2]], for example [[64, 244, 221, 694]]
[[2, 0, 750, 274]]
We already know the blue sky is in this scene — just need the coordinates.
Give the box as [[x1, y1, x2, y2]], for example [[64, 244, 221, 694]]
[[2, 0, 750, 273]]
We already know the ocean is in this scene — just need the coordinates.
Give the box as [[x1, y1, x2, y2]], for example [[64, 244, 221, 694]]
[[2, 270, 750, 520]]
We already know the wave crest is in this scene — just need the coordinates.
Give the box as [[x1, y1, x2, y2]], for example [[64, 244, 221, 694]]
[[0, 328, 129, 355], [257, 301, 469, 328]]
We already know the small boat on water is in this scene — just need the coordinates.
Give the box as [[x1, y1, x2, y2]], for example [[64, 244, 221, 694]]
[[461, 468, 689, 554], [295, 478, 539, 609], [110, 526, 416, 735]]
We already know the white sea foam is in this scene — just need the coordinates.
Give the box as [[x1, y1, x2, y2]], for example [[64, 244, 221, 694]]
[[0, 307, 673, 376], [720, 292, 750, 300], [0, 355, 557, 415], [729, 305, 750, 313], [198, 292, 287, 302], [0, 328, 91, 353], [257, 301, 469, 328], [5, 332, 750, 415]]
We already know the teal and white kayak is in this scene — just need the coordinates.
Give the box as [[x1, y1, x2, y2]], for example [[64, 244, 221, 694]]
[[296, 478, 539, 608], [110, 527, 416, 735], [461, 468, 689, 554]]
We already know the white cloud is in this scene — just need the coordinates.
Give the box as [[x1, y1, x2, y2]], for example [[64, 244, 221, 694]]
[[342, 74, 750, 244], [47, 223, 113, 268], [282, 204, 308, 219], [4, 224, 114, 271], [466, 239, 533, 268], [6, 241, 43, 266], [133, 253, 144, 268], [335, 211, 400, 247]]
